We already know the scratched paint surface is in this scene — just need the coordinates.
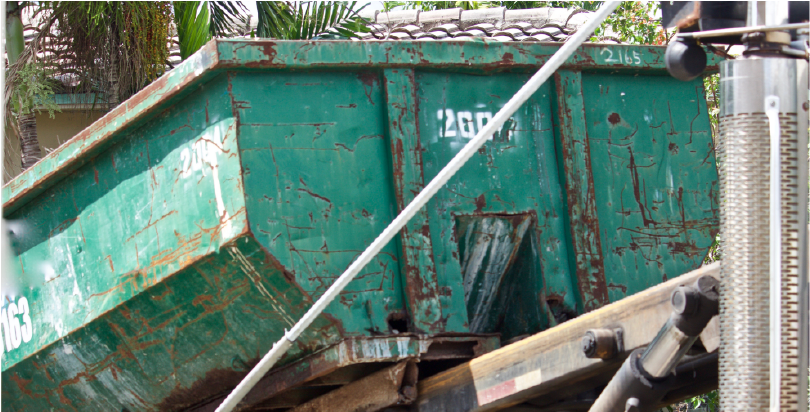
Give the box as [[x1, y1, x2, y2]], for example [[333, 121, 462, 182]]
[[3, 75, 242, 367], [0, 40, 720, 411], [582, 74, 718, 300], [234, 71, 405, 334], [417, 72, 580, 320], [0, 74, 342, 411]]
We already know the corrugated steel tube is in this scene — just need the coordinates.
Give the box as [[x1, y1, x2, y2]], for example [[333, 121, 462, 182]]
[[718, 56, 808, 412], [212, 3, 622, 411]]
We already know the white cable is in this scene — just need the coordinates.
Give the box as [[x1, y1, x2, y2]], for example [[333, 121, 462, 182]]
[[766, 95, 781, 412], [214, 2, 621, 411]]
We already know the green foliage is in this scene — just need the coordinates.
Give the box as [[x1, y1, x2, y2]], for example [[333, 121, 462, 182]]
[[174, 1, 248, 59], [703, 74, 720, 141], [39, 1, 174, 97], [208, 1, 248, 37], [7, 62, 60, 119], [255, 1, 370, 40], [690, 390, 720, 411], [174, 2, 211, 60], [702, 73, 720, 266], [598, 1, 660, 44]]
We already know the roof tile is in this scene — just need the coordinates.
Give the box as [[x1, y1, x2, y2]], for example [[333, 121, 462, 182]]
[[391, 24, 424, 35], [502, 22, 535, 32], [466, 23, 498, 34], [388, 32, 413, 40], [377, 9, 419, 25], [454, 29, 488, 38], [504, 8, 551, 25], [432, 23, 461, 34], [419, 8, 462, 25], [459, 7, 505, 28], [362, 7, 611, 43], [417, 31, 449, 40]]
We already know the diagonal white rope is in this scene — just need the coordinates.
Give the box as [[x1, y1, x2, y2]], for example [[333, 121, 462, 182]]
[[215, 2, 620, 411]]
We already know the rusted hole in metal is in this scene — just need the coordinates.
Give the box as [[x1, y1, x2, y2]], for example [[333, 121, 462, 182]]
[[608, 112, 621, 125], [423, 341, 477, 360], [546, 296, 578, 324], [387, 312, 409, 334]]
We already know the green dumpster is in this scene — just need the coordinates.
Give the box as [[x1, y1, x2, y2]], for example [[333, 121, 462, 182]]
[[1, 39, 719, 411]]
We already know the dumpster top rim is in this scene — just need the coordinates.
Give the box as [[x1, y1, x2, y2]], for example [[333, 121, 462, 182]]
[[1, 39, 720, 214]]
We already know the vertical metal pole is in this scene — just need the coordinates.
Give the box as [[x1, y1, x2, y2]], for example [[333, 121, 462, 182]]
[[719, 57, 808, 412]]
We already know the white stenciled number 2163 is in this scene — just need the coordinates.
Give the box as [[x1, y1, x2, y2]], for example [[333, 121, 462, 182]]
[[1, 296, 33, 354]]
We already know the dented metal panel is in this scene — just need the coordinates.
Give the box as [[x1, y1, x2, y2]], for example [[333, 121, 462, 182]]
[[1, 40, 720, 411]]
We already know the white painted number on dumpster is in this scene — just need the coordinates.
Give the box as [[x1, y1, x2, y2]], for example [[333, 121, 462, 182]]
[[600, 48, 641, 65], [179, 126, 224, 179], [438, 109, 494, 140], [1, 296, 33, 354], [180, 140, 216, 179]]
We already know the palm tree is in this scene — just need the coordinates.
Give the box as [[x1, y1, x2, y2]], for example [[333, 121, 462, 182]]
[[5, 1, 175, 171], [5, 1, 43, 171], [5, 1, 370, 172], [254, 1, 369, 40]]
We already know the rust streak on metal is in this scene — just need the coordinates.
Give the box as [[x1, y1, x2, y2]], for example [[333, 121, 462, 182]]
[[554, 72, 610, 312]]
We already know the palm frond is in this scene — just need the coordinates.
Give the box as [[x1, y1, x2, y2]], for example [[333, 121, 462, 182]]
[[255, 1, 370, 40], [174, 1, 211, 60], [209, 1, 248, 37]]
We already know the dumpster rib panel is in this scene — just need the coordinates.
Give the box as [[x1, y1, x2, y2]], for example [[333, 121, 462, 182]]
[[383, 68, 445, 334], [554, 70, 610, 313], [582, 73, 719, 300]]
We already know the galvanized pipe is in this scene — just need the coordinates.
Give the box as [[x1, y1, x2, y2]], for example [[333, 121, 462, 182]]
[[719, 56, 809, 412], [213, 3, 622, 411]]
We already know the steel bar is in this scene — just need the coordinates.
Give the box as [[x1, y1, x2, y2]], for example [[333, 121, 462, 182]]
[[678, 22, 809, 40]]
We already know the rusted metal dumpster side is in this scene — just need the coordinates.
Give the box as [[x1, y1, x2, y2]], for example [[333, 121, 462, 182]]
[[0, 40, 720, 411]]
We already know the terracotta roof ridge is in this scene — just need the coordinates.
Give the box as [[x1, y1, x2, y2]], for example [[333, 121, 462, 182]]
[[367, 7, 590, 29]]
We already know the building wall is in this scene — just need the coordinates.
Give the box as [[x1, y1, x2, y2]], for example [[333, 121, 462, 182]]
[[4, 110, 106, 183]]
